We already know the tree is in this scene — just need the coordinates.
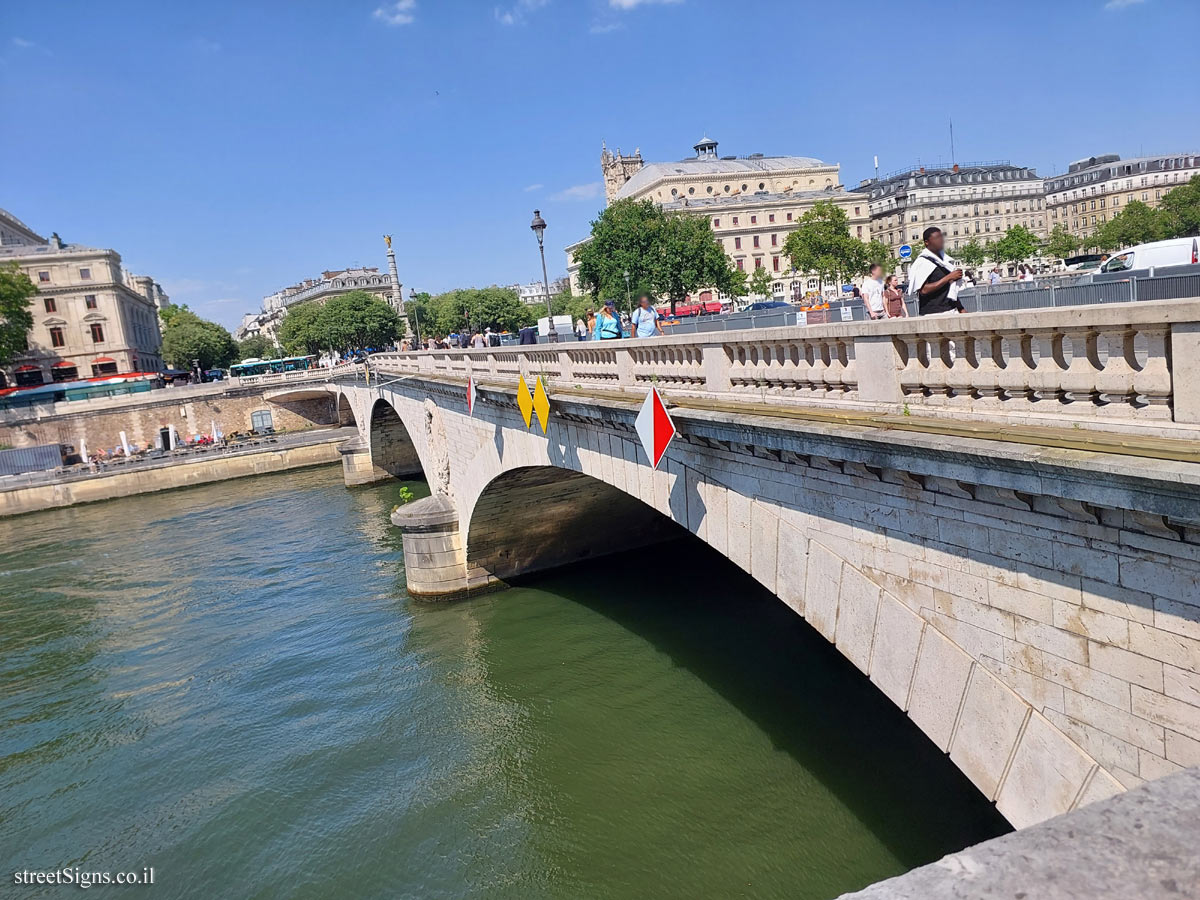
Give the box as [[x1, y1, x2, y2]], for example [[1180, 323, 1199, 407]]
[[656, 212, 738, 313], [550, 290, 595, 324], [0, 262, 36, 368], [160, 309, 238, 370], [424, 287, 534, 336], [991, 225, 1041, 266], [727, 266, 749, 302], [316, 291, 403, 352], [575, 198, 664, 304], [237, 335, 275, 360], [277, 301, 325, 355], [957, 240, 989, 268], [781, 201, 866, 292], [1159, 175, 1200, 237], [748, 265, 774, 298], [861, 239, 898, 275], [1043, 225, 1080, 260]]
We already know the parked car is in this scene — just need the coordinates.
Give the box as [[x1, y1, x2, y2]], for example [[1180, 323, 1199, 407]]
[[744, 300, 793, 312], [1098, 237, 1199, 274]]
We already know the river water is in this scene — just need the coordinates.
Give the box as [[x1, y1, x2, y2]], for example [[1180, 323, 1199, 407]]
[[0, 467, 1007, 899]]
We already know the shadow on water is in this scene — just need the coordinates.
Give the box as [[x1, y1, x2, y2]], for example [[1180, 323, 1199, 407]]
[[505, 534, 1011, 872]]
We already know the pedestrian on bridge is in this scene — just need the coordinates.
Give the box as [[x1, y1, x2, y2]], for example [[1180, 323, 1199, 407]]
[[908, 226, 965, 316], [594, 300, 623, 340], [631, 295, 664, 338]]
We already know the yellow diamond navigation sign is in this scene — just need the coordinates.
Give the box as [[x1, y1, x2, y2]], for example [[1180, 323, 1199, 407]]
[[516, 374, 534, 428], [532, 376, 550, 435]]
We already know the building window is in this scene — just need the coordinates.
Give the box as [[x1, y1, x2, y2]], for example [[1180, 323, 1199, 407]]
[[786, 213, 793, 222], [854, 207, 861, 216], [856, 226, 863, 237], [251, 409, 274, 432], [773, 257, 780, 272], [771, 234, 777, 246], [750, 215, 757, 224], [38, 271, 50, 283], [44, 297, 57, 313], [736, 259, 744, 271], [755, 258, 763, 269], [713, 218, 720, 228], [79, 267, 92, 280], [85, 294, 97, 309], [758, 182, 765, 190], [768, 214, 775, 223], [734, 237, 742, 250], [90, 323, 105, 343], [50, 326, 65, 347], [732, 216, 739, 225], [752, 236, 760, 248]]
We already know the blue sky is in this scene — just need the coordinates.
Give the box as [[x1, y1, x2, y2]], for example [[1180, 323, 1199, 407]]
[[2, 0, 1197, 328]]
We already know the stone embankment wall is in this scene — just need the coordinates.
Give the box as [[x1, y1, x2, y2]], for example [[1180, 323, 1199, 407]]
[[0, 383, 337, 453]]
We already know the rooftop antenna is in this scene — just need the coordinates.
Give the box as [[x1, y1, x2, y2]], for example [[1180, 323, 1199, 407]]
[[949, 117, 956, 165], [874, 154, 879, 183]]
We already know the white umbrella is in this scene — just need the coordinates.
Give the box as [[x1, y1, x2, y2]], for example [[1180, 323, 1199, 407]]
[[79, 437, 88, 462], [211, 419, 221, 443], [168, 424, 178, 450], [119, 430, 132, 457]]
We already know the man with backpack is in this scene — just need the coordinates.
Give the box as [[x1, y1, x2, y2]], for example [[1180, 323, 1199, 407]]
[[631, 295, 664, 338]]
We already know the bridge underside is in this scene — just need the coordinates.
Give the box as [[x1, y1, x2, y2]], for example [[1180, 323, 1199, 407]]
[[467, 467, 680, 583]]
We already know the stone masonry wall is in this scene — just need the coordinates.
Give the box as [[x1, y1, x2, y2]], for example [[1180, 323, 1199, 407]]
[[0, 386, 337, 453], [340, 378, 1200, 831]]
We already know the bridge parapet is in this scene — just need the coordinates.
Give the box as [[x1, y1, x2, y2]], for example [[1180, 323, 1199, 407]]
[[369, 299, 1200, 440]]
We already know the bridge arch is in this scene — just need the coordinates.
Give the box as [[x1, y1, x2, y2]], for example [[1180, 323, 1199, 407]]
[[367, 398, 424, 480]]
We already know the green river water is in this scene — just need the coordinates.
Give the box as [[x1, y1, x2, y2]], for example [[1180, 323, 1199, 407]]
[[0, 466, 1007, 899]]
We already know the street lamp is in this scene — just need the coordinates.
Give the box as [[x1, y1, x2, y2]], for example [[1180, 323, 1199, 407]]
[[623, 268, 631, 316], [408, 288, 422, 348], [530, 209, 557, 343]]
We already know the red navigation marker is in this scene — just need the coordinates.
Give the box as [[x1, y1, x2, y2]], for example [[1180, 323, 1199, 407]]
[[635, 387, 676, 470], [466, 377, 478, 416]]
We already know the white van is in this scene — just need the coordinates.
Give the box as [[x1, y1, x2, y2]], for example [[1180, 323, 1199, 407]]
[[1099, 237, 1199, 273]]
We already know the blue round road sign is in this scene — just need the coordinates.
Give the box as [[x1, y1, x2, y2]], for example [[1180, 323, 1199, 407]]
[[899, 244, 913, 260]]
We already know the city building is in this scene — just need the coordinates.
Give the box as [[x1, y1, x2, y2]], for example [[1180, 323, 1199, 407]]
[[0, 208, 167, 387], [570, 137, 870, 302], [860, 161, 1046, 269], [509, 277, 570, 306], [1044, 152, 1200, 242]]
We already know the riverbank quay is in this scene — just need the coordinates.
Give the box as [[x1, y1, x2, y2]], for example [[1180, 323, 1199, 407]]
[[0, 426, 354, 517]]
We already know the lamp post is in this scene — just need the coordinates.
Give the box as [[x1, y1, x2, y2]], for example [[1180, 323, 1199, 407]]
[[408, 288, 422, 348], [530, 209, 557, 343], [623, 268, 631, 317]]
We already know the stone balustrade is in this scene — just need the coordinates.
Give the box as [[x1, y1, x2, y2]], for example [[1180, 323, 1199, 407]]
[[369, 299, 1200, 438]]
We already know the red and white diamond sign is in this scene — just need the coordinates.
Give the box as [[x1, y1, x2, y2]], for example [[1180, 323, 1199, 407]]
[[467, 377, 478, 416], [635, 387, 676, 470]]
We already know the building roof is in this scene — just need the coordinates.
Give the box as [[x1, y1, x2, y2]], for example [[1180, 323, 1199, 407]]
[[616, 155, 829, 201], [0, 208, 45, 243], [660, 187, 866, 212]]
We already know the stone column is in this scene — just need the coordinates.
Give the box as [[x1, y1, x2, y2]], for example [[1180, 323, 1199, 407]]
[[390, 494, 498, 600], [338, 434, 391, 486]]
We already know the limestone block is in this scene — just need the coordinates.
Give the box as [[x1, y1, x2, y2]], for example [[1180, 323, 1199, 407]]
[[1165, 729, 1200, 767], [836, 565, 882, 675], [1063, 688, 1164, 754], [804, 542, 843, 642], [869, 594, 925, 709], [1120, 558, 1200, 607], [908, 627, 974, 751], [1044, 707, 1140, 774], [705, 479, 729, 557], [1154, 597, 1200, 642], [1128, 623, 1200, 675], [996, 710, 1098, 828], [725, 490, 753, 574], [1088, 641, 1164, 692], [923, 609, 1004, 663], [1138, 748, 1183, 782], [950, 666, 1032, 801], [684, 465, 707, 541], [750, 500, 779, 595], [1131, 685, 1200, 742], [981, 654, 1066, 713], [1072, 766, 1124, 809], [1013, 644, 1131, 710], [987, 581, 1055, 625], [775, 519, 807, 616], [1164, 665, 1200, 708], [1014, 617, 1088, 664]]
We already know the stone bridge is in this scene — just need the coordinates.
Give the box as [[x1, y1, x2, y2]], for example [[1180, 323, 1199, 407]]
[[272, 299, 1200, 834]]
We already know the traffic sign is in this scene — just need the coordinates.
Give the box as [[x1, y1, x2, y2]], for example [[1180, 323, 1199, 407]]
[[899, 244, 913, 260], [466, 377, 478, 416], [516, 375, 534, 428], [532, 376, 550, 435], [635, 387, 676, 470]]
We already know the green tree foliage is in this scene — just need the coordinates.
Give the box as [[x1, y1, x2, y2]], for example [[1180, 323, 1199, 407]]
[[236, 335, 275, 360], [575, 198, 664, 304], [422, 286, 534, 336], [781, 201, 867, 290], [279, 291, 402, 354], [748, 265, 774, 298], [0, 262, 36, 368], [862, 239, 898, 275], [1159, 175, 1200, 237], [956, 240, 989, 268], [404, 291, 433, 342], [1090, 201, 1165, 252], [991, 224, 1041, 266], [726, 266, 749, 300], [1043, 226, 1081, 260], [158, 303, 191, 328], [550, 290, 596, 323], [160, 309, 238, 370], [656, 212, 737, 312]]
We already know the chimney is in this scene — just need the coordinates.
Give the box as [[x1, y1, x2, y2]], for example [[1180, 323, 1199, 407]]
[[953, 164, 960, 173], [919, 167, 925, 174]]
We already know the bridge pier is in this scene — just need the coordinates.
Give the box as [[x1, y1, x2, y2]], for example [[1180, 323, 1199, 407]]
[[337, 435, 391, 486], [390, 494, 498, 600]]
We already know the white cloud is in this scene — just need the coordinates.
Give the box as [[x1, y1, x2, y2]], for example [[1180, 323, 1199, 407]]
[[589, 20, 624, 33], [608, 0, 682, 8], [1104, 0, 1145, 7], [11, 37, 35, 48], [191, 37, 222, 53], [374, 0, 417, 26], [524, 183, 544, 192], [494, 0, 550, 25], [549, 182, 602, 202]]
